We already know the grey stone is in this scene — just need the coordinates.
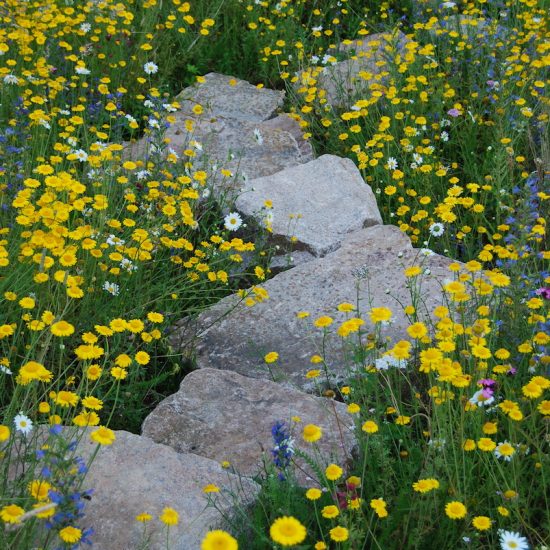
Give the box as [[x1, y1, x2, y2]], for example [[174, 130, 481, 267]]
[[269, 250, 316, 274], [142, 369, 355, 481], [171, 225, 456, 389], [124, 79, 311, 190], [296, 31, 409, 107], [236, 155, 382, 256], [261, 114, 314, 162], [176, 72, 284, 122], [76, 430, 256, 549]]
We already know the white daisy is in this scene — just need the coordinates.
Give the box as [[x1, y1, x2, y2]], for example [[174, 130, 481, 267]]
[[387, 157, 398, 170], [103, 281, 120, 296], [499, 530, 529, 550], [14, 413, 33, 436], [143, 62, 158, 75], [429, 222, 445, 237], [468, 389, 495, 407], [3, 74, 18, 85], [72, 149, 88, 162], [75, 66, 90, 75], [0, 364, 12, 375], [224, 212, 243, 231], [80, 23, 91, 33]]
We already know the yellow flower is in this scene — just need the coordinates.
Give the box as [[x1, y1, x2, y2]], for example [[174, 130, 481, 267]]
[[147, 312, 164, 323], [203, 484, 220, 493], [404, 266, 422, 277], [110, 367, 128, 380], [314, 316, 333, 328], [19, 361, 53, 384], [160, 507, 179, 526], [0, 504, 24, 524], [522, 381, 542, 398], [270, 516, 307, 546], [305, 369, 321, 379], [135, 513, 153, 522], [264, 352, 279, 363], [305, 488, 322, 500], [115, 354, 132, 368], [412, 478, 439, 493], [19, 297, 36, 309], [369, 307, 392, 323], [90, 426, 116, 446], [329, 526, 349, 542], [135, 351, 150, 365], [445, 501, 467, 519], [325, 463, 343, 481], [73, 411, 100, 427], [201, 530, 238, 550], [321, 505, 339, 518], [50, 320, 75, 337], [302, 424, 322, 443], [477, 438, 496, 452], [0, 425, 10, 441], [28, 480, 52, 501], [82, 396, 103, 410], [472, 516, 491, 531], [538, 400, 550, 415], [361, 420, 379, 434], [407, 322, 428, 339], [59, 526, 82, 543], [370, 498, 388, 518], [52, 391, 79, 407], [86, 365, 102, 380]]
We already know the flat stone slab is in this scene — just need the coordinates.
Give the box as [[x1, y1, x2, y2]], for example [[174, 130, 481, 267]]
[[236, 155, 382, 256], [177, 72, 284, 122], [77, 430, 256, 549], [296, 31, 409, 107], [171, 225, 456, 389], [143, 369, 355, 482], [125, 74, 312, 188]]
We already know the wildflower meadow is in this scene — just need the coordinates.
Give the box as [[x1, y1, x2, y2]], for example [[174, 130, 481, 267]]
[[0, 0, 548, 549]]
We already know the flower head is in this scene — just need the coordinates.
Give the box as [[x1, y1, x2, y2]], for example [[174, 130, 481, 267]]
[[270, 516, 307, 546], [14, 413, 33, 435], [499, 530, 529, 550], [144, 62, 158, 75], [224, 212, 242, 231], [160, 507, 179, 526], [201, 530, 238, 550]]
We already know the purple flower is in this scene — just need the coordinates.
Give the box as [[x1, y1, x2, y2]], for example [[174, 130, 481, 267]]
[[447, 108, 461, 117], [535, 287, 550, 299]]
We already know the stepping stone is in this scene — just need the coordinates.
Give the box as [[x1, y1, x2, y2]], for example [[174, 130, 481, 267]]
[[236, 155, 382, 256], [142, 369, 355, 482], [295, 31, 409, 108], [77, 430, 257, 549], [171, 225, 457, 389], [125, 75, 312, 188], [176, 72, 284, 123], [269, 249, 317, 274]]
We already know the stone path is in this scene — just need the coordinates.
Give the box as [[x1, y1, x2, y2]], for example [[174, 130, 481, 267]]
[[92, 40, 460, 547]]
